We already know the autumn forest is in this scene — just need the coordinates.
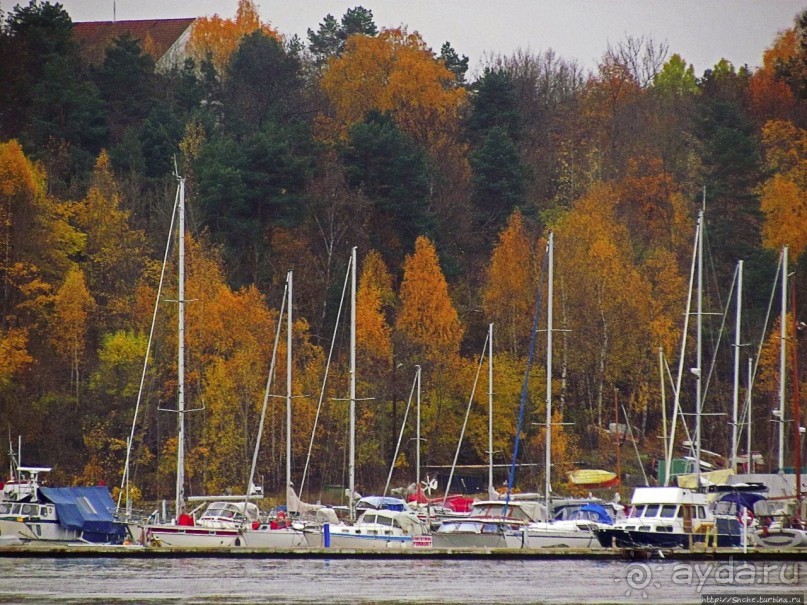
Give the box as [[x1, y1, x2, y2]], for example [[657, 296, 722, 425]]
[[1, 1, 807, 506]]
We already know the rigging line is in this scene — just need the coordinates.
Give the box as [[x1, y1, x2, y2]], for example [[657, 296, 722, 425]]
[[663, 344, 695, 458], [300, 253, 353, 495], [621, 403, 649, 485], [505, 239, 548, 508], [383, 369, 419, 497], [444, 330, 490, 504], [245, 277, 287, 512], [737, 250, 784, 445], [665, 215, 700, 485], [118, 182, 180, 516], [700, 262, 738, 413]]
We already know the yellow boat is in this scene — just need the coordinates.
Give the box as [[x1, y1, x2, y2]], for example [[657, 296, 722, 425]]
[[568, 469, 619, 488]]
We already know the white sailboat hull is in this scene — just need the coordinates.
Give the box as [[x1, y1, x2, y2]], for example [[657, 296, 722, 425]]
[[241, 526, 307, 548], [754, 527, 807, 548], [515, 522, 603, 549], [142, 524, 243, 547]]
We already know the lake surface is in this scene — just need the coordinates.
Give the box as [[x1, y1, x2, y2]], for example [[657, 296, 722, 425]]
[[0, 557, 804, 604]]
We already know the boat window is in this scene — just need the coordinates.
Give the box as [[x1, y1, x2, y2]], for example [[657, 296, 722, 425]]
[[643, 505, 660, 517], [629, 505, 645, 518], [21, 504, 35, 516], [11, 504, 21, 515], [696, 506, 706, 519], [660, 505, 677, 518], [0, 503, 11, 515], [713, 501, 734, 516], [364, 514, 376, 525]]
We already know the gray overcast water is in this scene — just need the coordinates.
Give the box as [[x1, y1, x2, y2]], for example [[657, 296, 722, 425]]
[[0, 557, 804, 604]]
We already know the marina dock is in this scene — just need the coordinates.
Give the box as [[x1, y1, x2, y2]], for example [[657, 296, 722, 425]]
[[0, 544, 804, 560]]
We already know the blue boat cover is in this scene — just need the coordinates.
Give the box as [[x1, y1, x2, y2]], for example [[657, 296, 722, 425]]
[[579, 503, 614, 524], [39, 486, 125, 542], [356, 496, 407, 512], [718, 492, 766, 512]]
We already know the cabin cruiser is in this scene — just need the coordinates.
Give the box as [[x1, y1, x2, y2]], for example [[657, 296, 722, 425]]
[[594, 486, 742, 549], [0, 467, 127, 544]]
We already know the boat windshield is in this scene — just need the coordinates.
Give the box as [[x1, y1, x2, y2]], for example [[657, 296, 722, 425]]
[[629, 505, 645, 518], [0, 502, 11, 515], [660, 505, 677, 518], [470, 503, 532, 521]]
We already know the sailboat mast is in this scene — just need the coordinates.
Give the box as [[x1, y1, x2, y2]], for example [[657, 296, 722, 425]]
[[790, 273, 801, 506], [349, 246, 357, 522], [416, 365, 421, 495], [731, 260, 743, 471], [286, 270, 293, 499], [747, 356, 754, 473], [779, 246, 788, 472], [175, 176, 186, 517], [545, 232, 554, 518], [488, 323, 494, 497], [695, 209, 703, 489]]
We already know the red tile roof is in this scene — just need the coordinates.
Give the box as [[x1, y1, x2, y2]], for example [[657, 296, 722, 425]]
[[72, 18, 196, 65]]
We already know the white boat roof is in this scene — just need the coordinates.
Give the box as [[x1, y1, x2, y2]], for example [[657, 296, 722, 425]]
[[630, 487, 708, 505]]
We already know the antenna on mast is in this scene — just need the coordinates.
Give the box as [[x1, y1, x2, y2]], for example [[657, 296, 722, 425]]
[[113, 0, 116, 23]]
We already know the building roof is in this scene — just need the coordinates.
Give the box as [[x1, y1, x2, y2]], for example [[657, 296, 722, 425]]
[[72, 18, 196, 65]]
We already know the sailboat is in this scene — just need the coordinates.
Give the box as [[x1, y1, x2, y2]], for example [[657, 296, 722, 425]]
[[594, 209, 741, 549], [511, 232, 613, 549], [302, 247, 428, 549], [137, 175, 257, 547], [754, 253, 807, 548], [241, 271, 311, 548], [431, 324, 547, 549]]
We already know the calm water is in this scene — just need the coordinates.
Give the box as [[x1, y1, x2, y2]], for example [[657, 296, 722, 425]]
[[0, 557, 804, 604]]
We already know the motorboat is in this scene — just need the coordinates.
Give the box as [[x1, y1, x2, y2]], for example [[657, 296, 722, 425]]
[[0, 467, 127, 544], [594, 486, 741, 549]]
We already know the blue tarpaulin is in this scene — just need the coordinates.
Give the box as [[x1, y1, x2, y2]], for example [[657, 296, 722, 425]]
[[355, 496, 407, 512], [39, 486, 126, 543]]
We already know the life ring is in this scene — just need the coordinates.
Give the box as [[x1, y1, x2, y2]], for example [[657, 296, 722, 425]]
[[737, 509, 754, 527]]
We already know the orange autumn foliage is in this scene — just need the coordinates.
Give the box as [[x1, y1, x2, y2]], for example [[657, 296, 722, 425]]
[[187, 0, 281, 75], [319, 27, 467, 148], [395, 236, 463, 362], [356, 249, 393, 368], [747, 29, 797, 123], [759, 119, 807, 260], [482, 210, 538, 356]]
